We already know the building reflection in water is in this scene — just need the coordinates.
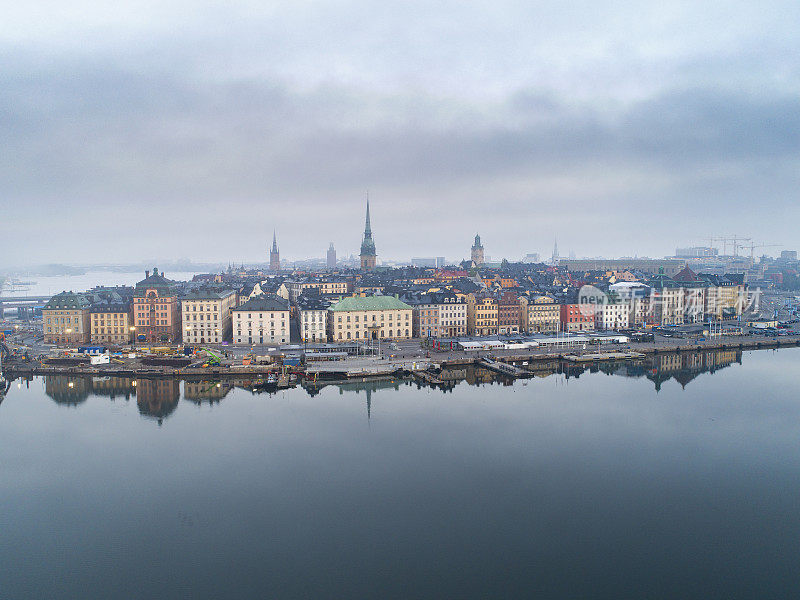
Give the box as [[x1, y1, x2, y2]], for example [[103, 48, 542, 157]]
[[183, 380, 234, 404], [44, 375, 93, 406], [557, 349, 742, 392], [135, 378, 180, 425], [90, 376, 137, 401], [335, 378, 406, 420], [37, 349, 746, 421]]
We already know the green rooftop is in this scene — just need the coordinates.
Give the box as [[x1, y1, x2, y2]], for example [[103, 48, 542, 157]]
[[330, 296, 412, 312]]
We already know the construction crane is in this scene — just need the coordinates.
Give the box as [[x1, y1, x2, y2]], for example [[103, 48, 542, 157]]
[[746, 243, 782, 265], [706, 236, 751, 256], [730, 235, 751, 258]]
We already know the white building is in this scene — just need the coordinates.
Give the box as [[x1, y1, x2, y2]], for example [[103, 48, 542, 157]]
[[297, 296, 330, 343], [232, 296, 290, 346], [181, 289, 237, 345], [593, 301, 630, 331]]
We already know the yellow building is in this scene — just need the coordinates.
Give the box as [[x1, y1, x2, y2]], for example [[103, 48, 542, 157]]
[[43, 291, 91, 345], [467, 294, 498, 336], [519, 295, 560, 333], [328, 296, 412, 341], [90, 304, 134, 345]]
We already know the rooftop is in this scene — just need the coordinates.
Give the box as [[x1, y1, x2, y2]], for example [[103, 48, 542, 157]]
[[233, 295, 289, 312], [330, 295, 412, 312]]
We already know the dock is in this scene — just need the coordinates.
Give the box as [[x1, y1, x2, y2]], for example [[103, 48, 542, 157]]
[[479, 358, 531, 378], [562, 351, 646, 363], [412, 370, 445, 386], [305, 357, 433, 378]]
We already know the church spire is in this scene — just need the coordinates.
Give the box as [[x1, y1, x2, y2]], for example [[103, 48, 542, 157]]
[[364, 197, 372, 238], [359, 195, 377, 270], [269, 230, 280, 272]]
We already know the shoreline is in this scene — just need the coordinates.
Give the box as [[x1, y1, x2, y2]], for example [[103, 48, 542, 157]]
[[6, 337, 799, 380]]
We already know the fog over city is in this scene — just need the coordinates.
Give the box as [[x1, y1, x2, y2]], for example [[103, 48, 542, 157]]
[[2, 1, 799, 267]]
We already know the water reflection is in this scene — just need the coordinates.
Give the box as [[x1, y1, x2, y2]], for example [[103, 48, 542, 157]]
[[135, 379, 180, 424], [183, 380, 234, 404], [45, 375, 92, 405], [35, 348, 745, 423]]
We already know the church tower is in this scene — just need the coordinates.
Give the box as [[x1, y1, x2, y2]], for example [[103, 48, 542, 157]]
[[471, 234, 484, 266], [327, 242, 337, 270], [269, 231, 280, 272], [359, 200, 377, 270]]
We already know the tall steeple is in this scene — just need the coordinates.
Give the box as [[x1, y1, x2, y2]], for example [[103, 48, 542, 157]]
[[327, 242, 337, 269], [359, 196, 377, 270], [471, 233, 484, 266], [269, 230, 280, 272]]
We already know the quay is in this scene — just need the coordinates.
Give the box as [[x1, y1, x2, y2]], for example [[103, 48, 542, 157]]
[[4, 337, 800, 383]]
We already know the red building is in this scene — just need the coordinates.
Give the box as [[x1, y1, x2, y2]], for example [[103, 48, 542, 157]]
[[560, 303, 595, 332]]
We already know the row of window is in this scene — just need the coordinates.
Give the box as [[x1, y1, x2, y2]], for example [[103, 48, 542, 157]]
[[337, 329, 409, 340], [186, 304, 219, 311], [336, 314, 410, 323]]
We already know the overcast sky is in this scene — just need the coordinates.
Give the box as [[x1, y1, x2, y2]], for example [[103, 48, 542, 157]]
[[1, 1, 798, 267]]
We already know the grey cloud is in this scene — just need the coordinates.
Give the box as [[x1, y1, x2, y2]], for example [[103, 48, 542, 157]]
[[1, 1, 800, 266]]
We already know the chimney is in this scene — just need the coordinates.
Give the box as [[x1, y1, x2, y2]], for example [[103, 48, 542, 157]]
[[145, 270, 150, 279]]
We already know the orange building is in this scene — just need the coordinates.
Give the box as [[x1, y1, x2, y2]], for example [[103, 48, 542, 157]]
[[133, 268, 181, 344]]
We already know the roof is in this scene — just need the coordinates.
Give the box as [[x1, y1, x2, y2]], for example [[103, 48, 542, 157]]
[[133, 267, 176, 297], [329, 296, 412, 311], [90, 303, 131, 314], [44, 291, 90, 310], [297, 295, 331, 311], [232, 296, 289, 312], [181, 289, 236, 301]]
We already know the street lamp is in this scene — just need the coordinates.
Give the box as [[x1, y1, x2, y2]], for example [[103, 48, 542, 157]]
[[130, 326, 136, 350]]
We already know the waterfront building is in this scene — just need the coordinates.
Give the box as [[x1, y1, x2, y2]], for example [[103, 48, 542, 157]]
[[467, 294, 498, 336], [647, 276, 685, 325], [497, 290, 520, 335], [327, 243, 337, 269], [232, 296, 290, 346], [181, 289, 237, 345], [471, 234, 485, 266], [609, 282, 651, 327], [560, 304, 595, 332], [359, 201, 377, 271], [438, 293, 468, 338], [90, 303, 134, 345], [43, 291, 91, 345], [269, 231, 280, 272], [592, 300, 630, 331], [297, 295, 330, 343], [328, 296, 412, 341], [519, 295, 560, 333], [673, 267, 707, 323], [133, 268, 181, 343], [406, 292, 467, 339], [699, 274, 746, 320]]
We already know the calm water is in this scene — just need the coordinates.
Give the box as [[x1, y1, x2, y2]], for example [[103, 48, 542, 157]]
[[3, 270, 202, 297], [1, 348, 799, 599]]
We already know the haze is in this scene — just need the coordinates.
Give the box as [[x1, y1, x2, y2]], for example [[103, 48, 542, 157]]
[[1, 1, 798, 267]]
